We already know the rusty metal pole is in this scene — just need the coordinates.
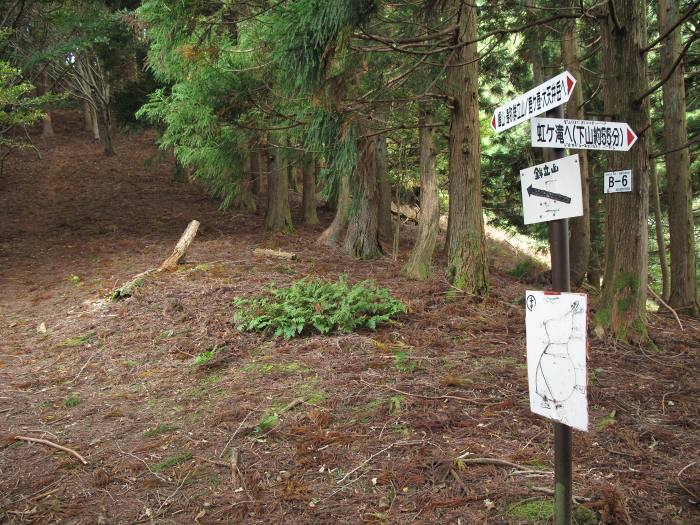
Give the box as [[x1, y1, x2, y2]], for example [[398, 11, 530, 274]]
[[545, 103, 573, 525]]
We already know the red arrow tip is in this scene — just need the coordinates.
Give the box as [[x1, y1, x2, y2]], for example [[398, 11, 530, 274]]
[[491, 115, 496, 130], [566, 74, 574, 94], [627, 128, 637, 146]]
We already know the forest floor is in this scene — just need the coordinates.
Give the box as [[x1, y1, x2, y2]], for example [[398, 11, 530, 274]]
[[0, 111, 698, 525]]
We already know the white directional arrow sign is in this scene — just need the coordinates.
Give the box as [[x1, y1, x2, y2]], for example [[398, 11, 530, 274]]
[[490, 71, 576, 133], [520, 154, 582, 225], [530, 117, 638, 151]]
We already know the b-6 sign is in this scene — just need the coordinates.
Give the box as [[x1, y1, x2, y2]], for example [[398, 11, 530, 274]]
[[531, 117, 638, 152], [604, 170, 632, 193], [490, 71, 576, 133], [520, 154, 582, 225]]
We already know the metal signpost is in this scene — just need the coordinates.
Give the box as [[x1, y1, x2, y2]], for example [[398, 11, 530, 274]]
[[494, 71, 638, 524], [543, 103, 574, 525]]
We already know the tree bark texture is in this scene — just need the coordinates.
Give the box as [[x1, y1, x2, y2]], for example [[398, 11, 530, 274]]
[[90, 105, 100, 142], [100, 106, 114, 156], [445, 2, 488, 295], [82, 99, 92, 131], [39, 73, 54, 138], [343, 135, 382, 259], [376, 134, 393, 242], [318, 174, 350, 246], [658, 0, 698, 315], [599, 0, 651, 341], [587, 153, 605, 289], [561, 0, 591, 286], [648, 131, 670, 301], [265, 148, 293, 232], [159, 220, 200, 271], [403, 107, 439, 280], [233, 153, 256, 213], [302, 158, 319, 225]]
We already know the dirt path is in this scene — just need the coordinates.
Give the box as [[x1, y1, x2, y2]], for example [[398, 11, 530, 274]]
[[0, 114, 698, 524]]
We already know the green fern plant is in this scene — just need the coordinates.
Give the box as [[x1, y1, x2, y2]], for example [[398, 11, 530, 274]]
[[232, 276, 406, 339]]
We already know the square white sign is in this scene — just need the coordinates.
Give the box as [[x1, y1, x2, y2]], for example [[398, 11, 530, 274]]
[[525, 291, 588, 431], [604, 170, 632, 193], [520, 154, 583, 225]]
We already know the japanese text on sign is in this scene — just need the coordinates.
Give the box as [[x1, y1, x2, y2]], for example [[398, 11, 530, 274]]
[[530, 117, 638, 152], [490, 71, 576, 133]]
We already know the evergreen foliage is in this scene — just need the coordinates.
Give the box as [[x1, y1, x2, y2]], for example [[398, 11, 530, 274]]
[[232, 276, 406, 339]]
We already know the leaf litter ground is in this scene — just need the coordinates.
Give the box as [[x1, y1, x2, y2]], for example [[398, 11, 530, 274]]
[[0, 112, 698, 524]]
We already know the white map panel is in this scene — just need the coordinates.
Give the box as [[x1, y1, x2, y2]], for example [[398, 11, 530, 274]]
[[525, 291, 588, 431]]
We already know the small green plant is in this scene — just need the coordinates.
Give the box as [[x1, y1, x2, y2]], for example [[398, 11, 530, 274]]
[[506, 499, 553, 522], [193, 345, 222, 365], [388, 395, 403, 413], [254, 414, 279, 433], [61, 332, 95, 348], [153, 452, 192, 472], [66, 274, 82, 285], [143, 423, 179, 437], [64, 395, 82, 408], [232, 276, 406, 339], [596, 409, 616, 432], [394, 351, 417, 373]]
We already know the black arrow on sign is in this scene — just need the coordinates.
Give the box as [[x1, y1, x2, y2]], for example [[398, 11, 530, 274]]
[[526, 185, 571, 204]]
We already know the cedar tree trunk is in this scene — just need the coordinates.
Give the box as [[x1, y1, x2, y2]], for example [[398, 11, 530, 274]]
[[343, 135, 382, 259], [562, 0, 591, 285], [403, 107, 439, 279], [659, 0, 698, 315], [302, 158, 319, 225], [445, 1, 488, 294], [599, 0, 651, 341], [376, 134, 392, 242], [265, 148, 293, 232], [318, 174, 350, 246], [233, 153, 256, 213]]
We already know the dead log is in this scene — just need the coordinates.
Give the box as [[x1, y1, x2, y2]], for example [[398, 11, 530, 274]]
[[252, 248, 298, 261], [111, 269, 156, 301], [159, 220, 200, 271], [112, 220, 200, 300]]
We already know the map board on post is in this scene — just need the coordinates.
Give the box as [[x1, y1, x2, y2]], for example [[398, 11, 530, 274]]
[[530, 117, 638, 151], [490, 71, 576, 133], [520, 154, 582, 225], [604, 170, 632, 193], [525, 291, 588, 432]]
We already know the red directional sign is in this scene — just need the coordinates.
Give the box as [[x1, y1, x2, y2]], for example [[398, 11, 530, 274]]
[[490, 71, 576, 133], [530, 117, 638, 152]]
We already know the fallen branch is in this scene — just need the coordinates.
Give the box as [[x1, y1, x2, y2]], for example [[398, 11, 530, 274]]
[[337, 440, 423, 484], [14, 435, 88, 465], [111, 220, 200, 300], [361, 379, 496, 406], [230, 448, 242, 489], [252, 248, 298, 261], [111, 269, 156, 300], [647, 285, 684, 331], [677, 461, 698, 502], [159, 220, 200, 271]]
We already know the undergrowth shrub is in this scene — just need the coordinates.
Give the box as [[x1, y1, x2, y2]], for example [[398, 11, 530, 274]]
[[232, 276, 406, 339]]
